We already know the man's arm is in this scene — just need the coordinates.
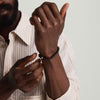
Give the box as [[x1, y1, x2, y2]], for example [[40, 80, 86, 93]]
[[0, 74, 16, 100], [45, 35, 79, 100], [42, 53, 69, 99], [30, 2, 70, 99]]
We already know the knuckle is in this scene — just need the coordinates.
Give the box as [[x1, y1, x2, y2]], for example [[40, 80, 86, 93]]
[[42, 3, 48, 9], [35, 7, 39, 12], [51, 3, 56, 7], [53, 21, 58, 26], [42, 2, 46, 6], [42, 2, 48, 6], [59, 19, 64, 25], [35, 73, 43, 83], [42, 4, 46, 9], [36, 7, 42, 13], [40, 28, 45, 33], [32, 72, 37, 78], [46, 24, 52, 28], [57, 17, 63, 25], [33, 16, 37, 20]]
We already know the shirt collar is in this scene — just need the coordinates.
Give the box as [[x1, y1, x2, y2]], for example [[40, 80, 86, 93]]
[[11, 12, 34, 46]]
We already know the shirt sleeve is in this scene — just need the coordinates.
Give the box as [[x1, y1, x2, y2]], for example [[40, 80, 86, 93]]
[[46, 33, 80, 100]]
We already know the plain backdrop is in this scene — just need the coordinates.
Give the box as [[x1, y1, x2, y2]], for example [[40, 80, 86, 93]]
[[18, 0, 100, 100]]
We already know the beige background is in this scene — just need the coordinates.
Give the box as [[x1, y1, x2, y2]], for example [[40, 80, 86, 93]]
[[19, 0, 100, 100]]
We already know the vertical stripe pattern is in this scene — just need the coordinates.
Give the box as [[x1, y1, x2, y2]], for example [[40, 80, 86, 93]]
[[0, 13, 79, 100]]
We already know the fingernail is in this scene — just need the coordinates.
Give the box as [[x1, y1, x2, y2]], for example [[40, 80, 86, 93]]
[[65, 3, 69, 8]]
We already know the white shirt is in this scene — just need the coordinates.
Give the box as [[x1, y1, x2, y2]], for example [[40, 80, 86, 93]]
[[0, 13, 79, 100]]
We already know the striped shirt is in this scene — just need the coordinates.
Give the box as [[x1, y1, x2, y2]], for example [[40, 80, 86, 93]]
[[0, 13, 79, 100]]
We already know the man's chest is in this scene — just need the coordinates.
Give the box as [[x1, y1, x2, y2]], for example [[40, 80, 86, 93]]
[[1, 35, 46, 99], [3, 36, 38, 75]]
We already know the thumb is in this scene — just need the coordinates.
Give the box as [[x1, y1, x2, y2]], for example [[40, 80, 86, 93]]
[[60, 3, 69, 20], [16, 53, 37, 69], [23, 53, 37, 65]]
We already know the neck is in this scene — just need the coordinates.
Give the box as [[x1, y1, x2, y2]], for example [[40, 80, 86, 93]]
[[0, 11, 21, 43]]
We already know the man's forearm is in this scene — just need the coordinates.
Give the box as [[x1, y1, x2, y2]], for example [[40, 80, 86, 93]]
[[0, 74, 16, 100], [42, 53, 70, 99]]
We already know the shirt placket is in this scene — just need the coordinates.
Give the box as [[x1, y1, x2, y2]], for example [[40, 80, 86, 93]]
[[3, 33, 14, 76], [0, 35, 7, 79], [3, 33, 15, 100]]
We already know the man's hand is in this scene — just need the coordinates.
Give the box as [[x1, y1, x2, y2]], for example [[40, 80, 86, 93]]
[[7, 53, 43, 93], [30, 2, 69, 57]]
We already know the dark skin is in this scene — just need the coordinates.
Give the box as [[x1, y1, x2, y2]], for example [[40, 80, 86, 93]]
[[0, 0, 70, 100], [0, 53, 43, 100], [0, 0, 18, 43], [0, 11, 21, 44], [30, 2, 70, 99]]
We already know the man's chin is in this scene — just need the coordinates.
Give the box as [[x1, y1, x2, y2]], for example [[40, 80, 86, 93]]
[[0, 18, 14, 28], [0, 11, 18, 29], [0, 22, 13, 28]]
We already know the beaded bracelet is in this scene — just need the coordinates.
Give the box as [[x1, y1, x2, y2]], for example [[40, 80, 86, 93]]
[[39, 47, 59, 60]]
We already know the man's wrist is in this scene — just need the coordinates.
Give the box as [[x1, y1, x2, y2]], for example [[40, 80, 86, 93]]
[[39, 46, 58, 58], [39, 47, 59, 60], [0, 74, 16, 100], [4, 74, 16, 91]]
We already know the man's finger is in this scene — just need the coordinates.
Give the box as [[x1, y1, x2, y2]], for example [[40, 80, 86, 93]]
[[32, 15, 43, 30], [25, 65, 43, 81], [42, 4, 55, 23], [21, 59, 41, 75], [33, 7, 49, 26], [41, 2, 60, 18], [60, 3, 69, 20], [16, 53, 37, 69]]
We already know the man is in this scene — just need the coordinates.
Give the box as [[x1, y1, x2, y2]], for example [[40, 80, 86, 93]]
[[0, 0, 79, 100]]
